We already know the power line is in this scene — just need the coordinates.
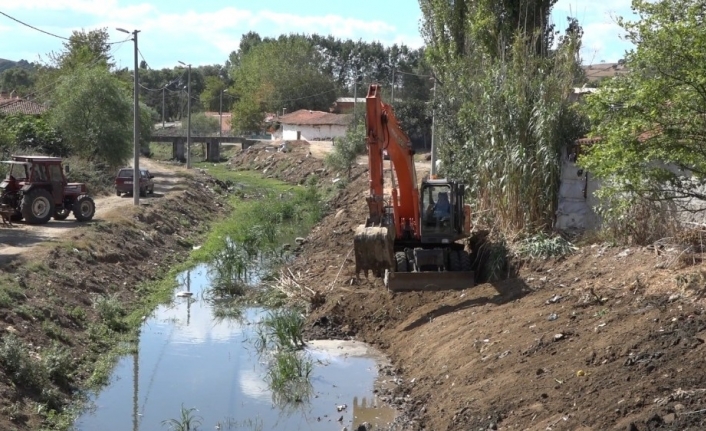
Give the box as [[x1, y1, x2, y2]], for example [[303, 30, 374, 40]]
[[0, 10, 69, 40]]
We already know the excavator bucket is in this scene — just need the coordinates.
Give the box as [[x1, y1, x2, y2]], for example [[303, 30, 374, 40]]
[[354, 224, 395, 277], [385, 270, 475, 292]]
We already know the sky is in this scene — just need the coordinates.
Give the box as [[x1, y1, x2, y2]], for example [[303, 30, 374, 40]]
[[0, 0, 637, 70]]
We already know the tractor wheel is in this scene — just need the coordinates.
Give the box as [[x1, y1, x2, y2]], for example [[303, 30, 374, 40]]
[[448, 250, 461, 271], [21, 189, 54, 224], [395, 251, 408, 272], [73, 195, 95, 222], [459, 250, 473, 271], [53, 208, 70, 221]]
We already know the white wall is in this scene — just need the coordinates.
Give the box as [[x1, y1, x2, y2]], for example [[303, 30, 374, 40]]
[[272, 124, 347, 141]]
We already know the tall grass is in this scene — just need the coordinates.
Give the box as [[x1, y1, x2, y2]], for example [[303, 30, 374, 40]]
[[254, 309, 305, 352], [265, 350, 313, 405], [205, 183, 323, 298], [437, 30, 585, 234]]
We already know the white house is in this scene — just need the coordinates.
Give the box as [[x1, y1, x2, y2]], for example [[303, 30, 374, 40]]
[[271, 109, 352, 141]]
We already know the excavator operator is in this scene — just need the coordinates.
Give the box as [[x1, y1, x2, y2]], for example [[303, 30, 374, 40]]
[[433, 192, 451, 219]]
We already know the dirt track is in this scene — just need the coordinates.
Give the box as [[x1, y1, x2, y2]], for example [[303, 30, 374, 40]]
[[0, 158, 190, 261]]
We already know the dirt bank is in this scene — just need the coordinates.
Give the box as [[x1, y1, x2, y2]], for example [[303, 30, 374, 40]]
[[233, 143, 706, 431], [0, 162, 229, 430]]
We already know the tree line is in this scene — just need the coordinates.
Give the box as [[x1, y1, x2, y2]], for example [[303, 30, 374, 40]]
[[2, 0, 696, 242], [0, 30, 434, 169]]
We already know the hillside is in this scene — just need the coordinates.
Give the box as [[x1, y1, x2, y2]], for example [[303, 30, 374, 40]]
[[0, 58, 34, 75]]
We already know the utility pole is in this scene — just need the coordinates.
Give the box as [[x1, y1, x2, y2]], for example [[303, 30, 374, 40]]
[[219, 89, 228, 138], [391, 68, 395, 104], [117, 27, 140, 205], [353, 73, 362, 123], [161, 86, 165, 129], [178, 61, 192, 168], [430, 77, 438, 176]]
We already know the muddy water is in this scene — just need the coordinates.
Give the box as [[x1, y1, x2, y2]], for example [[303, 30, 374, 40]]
[[75, 264, 395, 431]]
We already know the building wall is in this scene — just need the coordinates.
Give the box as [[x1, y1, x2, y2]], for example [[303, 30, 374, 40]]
[[272, 124, 347, 141], [556, 146, 601, 232]]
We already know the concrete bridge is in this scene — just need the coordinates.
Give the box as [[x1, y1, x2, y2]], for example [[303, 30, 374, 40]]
[[150, 129, 260, 162]]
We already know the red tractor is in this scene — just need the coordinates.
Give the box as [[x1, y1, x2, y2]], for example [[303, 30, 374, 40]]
[[0, 156, 96, 224]]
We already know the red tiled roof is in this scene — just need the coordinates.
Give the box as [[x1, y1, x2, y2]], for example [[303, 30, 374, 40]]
[[0, 98, 47, 115], [278, 109, 351, 126]]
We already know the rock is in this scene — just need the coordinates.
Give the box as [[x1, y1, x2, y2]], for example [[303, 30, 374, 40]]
[[488, 423, 498, 430], [335, 209, 346, 219], [295, 237, 306, 244], [336, 404, 347, 412], [627, 424, 639, 431], [663, 413, 676, 424], [356, 423, 372, 431], [337, 415, 344, 422], [674, 403, 685, 411], [547, 313, 558, 321], [553, 333, 565, 341]]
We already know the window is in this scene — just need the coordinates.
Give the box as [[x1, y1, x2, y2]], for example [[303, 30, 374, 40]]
[[118, 169, 133, 178], [30, 164, 48, 181], [422, 184, 452, 227], [49, 164, 63, 182]]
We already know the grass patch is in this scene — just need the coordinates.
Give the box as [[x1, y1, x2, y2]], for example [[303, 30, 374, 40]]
[[265, 350, 313, 405], [255, 309, 305, 352], [516, 233, 577, 259], [194, 161, 294, 193], [161, 404, 203, 431]]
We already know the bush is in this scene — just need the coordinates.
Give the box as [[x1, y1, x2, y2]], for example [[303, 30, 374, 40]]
[[325, 123, 365, 179]]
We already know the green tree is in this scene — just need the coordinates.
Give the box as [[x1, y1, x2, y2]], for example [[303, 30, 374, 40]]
[[184, 113, 219, 135], [51, 28, 113, 70], [49, 66, 132, 167], [1, 114, 67, 156], [200, 75, 229, 112], [420, 0, 584, 233], [580, 0, 706, 214], [0, 67, 36, 96], [230, 37, 337, 133], [325, 122, 366, 179]]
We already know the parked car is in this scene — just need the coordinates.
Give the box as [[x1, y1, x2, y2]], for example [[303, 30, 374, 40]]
[[115, 168, 155, 197]]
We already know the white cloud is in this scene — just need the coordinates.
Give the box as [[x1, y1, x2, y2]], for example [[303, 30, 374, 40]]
[[0, 1, 411, 67]]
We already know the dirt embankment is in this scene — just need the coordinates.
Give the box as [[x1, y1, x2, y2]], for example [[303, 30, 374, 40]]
[[235, 143, 706, 431], [228, 140, 329, 184], [0, 164, 229, 430]]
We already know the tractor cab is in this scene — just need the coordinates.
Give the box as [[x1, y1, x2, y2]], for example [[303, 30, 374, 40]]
[[419, 178, 469, 244]]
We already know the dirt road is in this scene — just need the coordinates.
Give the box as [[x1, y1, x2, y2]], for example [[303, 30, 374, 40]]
[[0, 158, 191, 260]]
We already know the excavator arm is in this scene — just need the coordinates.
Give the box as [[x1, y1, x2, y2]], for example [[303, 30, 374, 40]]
[[364, 84, 420, 239], [354, 84, 421, 277]]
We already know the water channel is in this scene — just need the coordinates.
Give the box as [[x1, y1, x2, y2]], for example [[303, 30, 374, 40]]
[[74, 263, 395, 430]]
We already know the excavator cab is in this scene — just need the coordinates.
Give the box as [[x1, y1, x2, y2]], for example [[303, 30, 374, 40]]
[[420, 179, 467, 244]]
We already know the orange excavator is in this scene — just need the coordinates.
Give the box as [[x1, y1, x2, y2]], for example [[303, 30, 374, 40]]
[[353, 84, 474, 291]]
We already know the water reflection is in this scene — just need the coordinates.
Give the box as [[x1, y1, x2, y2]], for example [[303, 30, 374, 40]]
[[75, 264, 395, 431]]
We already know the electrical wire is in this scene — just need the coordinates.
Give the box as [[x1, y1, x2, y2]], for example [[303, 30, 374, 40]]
[[137, 48, 149, 69], [0, 10, 70, 40]]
